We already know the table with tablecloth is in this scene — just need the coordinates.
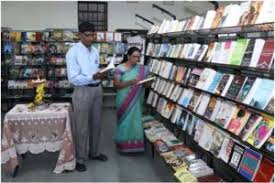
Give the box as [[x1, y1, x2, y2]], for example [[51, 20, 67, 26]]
[[1, 102, 76, 174]]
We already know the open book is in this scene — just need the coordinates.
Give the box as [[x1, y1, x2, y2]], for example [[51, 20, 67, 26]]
[[136, 76, 156, 85], [99, 55, 115, 74]]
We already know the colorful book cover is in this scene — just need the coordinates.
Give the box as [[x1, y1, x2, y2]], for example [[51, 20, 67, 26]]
[[10, 31, 22, 42], [176, 110, 188, 128], [238, 1, 263, 25], [229, 39, 249, 65], [218, 137, 234, 163], [241, 39, 256, 67], [246, 114, 274, 148], [239, 114, 263, 141], [188, 91, 201, 111], [194, 44, 208, 61], [195, 68, 216, 90], [210, 42, 222, 63], [209, 130, 226, 157], [214, 74, 231, 95], [253, 158, 274, 182], [153, 139, 170, 154], [97, 32, 105, 42], [203, 97, 218, 119], [237, 148, 263, 181], [4, 43, 12, 54], [105, 32, 114, 42], [52, 29, 63, 41], [262, 133, 274, 154], [256, 38, 274, 70], [227, 107, 251, 135], [203, 42, 217, 62], [211, 6, 224, 28], [225, 75, 246, 100], [264, 96, 274, 114], [174, 168, 197, 183], [229, 143, 245, 169], [214, 101, 236, 128], [175, 67, 187, 84], [236, 77, 256, 102], [188, 68, 203, 87], [195, 94, 211, 115], [26, 32, 36, 42], [198, 124, 214, 151], [249, 79, 274, 110]]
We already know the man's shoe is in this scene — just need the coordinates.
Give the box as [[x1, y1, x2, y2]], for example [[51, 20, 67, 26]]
[[91, 154, 108, 161], [75, 162, 86, 172]]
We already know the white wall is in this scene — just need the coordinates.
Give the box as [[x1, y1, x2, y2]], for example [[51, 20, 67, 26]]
[[1, 1, 78, 30], [1, 1, 233, 31]]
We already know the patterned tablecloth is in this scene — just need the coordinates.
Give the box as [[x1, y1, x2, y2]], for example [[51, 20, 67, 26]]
[[1, 103, 76, 174]]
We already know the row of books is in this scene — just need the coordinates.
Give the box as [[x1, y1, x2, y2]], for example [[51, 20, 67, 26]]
[[93, 42, 125, 55], [143, 115, 274, 182], [7, 78, 113, 89], [48, 68, 67, 77], [143, 116, 218, 182], [9, 68, 45, 79], [100, 55, 123, 65], [148, 86, 273, 150], [95, 32, 122, 42], [2, 30, 123, 42], [3, 55, 44, 65], [146, 37, 274, 70], [8, 80, 73, 89], [3, 42, 75, 55], [2, 30, 78, 42], [3, 56, 66, 66], [148, 0, 273, 35], [149, 59, 274, 113]]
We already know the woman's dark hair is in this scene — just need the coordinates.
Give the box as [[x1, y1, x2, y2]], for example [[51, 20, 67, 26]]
[[121, 46, 141, 64]]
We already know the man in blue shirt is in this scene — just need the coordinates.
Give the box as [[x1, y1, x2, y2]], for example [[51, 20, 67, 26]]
[[66, 22, 107, 172]]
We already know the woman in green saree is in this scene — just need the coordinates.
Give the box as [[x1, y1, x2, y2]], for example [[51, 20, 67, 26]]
[[113, 47, 149, 153]]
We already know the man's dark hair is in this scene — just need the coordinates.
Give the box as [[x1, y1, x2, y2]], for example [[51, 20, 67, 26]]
[[78, 22, 95, 33]]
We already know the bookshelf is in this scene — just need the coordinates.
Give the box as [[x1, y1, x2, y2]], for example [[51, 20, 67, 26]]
[[144, 1, 274, 182], [151, 72, 273, 117], [1, 29, 125, 110], [146, 56, 274, 80]]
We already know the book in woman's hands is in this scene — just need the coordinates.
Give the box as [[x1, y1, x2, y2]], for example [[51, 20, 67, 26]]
[[135, 76, 156, 85]]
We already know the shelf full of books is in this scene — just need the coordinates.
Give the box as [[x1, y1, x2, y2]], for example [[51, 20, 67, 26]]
[[147, 1, 274, 41], [143, 115, 226, 182], [145, 62, 274, 182], [145, 37, 274, 79], [1, 29, 125, 109], [144, 1, 274, 182]]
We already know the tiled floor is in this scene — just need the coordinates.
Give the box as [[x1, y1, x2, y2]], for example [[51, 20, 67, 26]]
[[1, 108, 175, 182]]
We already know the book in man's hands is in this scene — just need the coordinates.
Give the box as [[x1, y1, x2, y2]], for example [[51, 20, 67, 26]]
[[99, 56, 115, 74]]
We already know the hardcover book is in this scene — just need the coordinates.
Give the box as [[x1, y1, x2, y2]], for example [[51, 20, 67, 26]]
[[237, 148, 262, 181], [241, 39, 256, 67], [209, 130, 226, 157], [246, 114, 274, 148], [236, 77, 256, 102], [218, 136, 234, 163], [239, 114, 263, 141], [229, 143, 245, 170], [225, 75, 246, 100], [229, 39, 249, 65], [253, 158, 274, 182], [227, 107, 251, 135], [256, 38, 274, 70]]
